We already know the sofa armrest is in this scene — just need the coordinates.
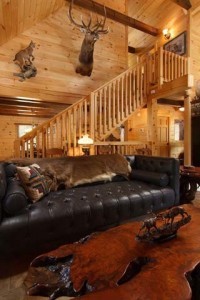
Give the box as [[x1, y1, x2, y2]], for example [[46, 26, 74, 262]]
[[130, 169, 169, 187], [0, 163, 7, 222], [126, 155, 180, 204]]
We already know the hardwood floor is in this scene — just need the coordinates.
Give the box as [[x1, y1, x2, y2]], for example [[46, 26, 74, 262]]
[[1, 193, 200, 300]]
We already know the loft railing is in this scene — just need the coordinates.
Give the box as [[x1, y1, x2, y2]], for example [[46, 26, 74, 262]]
[[14, 47, 189, 158]]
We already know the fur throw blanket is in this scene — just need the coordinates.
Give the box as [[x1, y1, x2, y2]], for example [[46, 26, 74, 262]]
[[11, 154, 131, 191]]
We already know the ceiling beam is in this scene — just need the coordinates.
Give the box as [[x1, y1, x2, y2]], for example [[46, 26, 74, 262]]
[[0, 97, 69, 109], [158, 98, 184, 106], [0, 110, 53, 118], [170, 0, 192, 10], [66, 0, 159, 36], [0, 97, 70, 118]]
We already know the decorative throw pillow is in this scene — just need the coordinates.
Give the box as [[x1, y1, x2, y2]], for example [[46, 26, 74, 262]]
[[16, 164, 50, 203]]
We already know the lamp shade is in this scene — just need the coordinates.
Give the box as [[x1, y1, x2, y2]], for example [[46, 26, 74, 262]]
[[78, 134, 93, 145]]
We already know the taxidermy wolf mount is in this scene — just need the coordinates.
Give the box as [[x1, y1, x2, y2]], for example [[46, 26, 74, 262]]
[[13, 41, 37, 81], [68, 0, 109, 76]]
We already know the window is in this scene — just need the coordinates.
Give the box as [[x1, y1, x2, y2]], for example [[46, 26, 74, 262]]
[[17, 124, 36, 138]]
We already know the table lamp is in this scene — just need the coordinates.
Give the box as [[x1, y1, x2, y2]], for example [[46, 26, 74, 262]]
[[78, 134, 94, 155]]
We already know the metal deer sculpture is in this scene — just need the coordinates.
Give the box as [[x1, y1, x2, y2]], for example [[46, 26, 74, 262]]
[[68, 0, 109, 76]]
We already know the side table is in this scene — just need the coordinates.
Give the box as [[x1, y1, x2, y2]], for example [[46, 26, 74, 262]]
[[180, 166, 200, 203]]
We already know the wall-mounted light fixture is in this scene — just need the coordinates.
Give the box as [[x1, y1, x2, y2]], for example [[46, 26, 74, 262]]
[[78, 134, 94, 155], [162, 28, 171, 40], [179, 106, 185, 112]]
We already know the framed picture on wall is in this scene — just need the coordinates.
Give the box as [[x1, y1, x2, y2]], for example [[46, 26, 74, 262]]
[[164, 32, 186, 55]]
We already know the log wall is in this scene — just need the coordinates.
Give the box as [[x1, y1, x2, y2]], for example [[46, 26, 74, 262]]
[[190, 1, 200, 84], [0, 1, 127, 105], [127, 0, 188, 54], [0, 115, 47, 160], [127, 107, 184, 158]]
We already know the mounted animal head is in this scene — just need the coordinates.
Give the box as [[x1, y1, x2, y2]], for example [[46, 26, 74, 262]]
[[68, 0, 109, 76]]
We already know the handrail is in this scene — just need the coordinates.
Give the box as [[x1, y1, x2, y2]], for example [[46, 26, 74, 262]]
[[14, 47, 189, 159]]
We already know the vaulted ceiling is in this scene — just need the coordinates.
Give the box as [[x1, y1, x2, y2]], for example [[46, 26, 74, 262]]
[[0, 0, 193, 117]]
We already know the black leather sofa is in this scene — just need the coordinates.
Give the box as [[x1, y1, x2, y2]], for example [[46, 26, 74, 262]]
[[0, 155, 180, 256]]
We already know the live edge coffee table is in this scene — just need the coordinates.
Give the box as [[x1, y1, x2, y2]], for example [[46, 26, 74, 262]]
[[25, 204, 200, 300]]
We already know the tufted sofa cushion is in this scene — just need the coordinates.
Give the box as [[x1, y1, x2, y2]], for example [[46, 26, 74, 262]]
[[0, 179, 176, 255]]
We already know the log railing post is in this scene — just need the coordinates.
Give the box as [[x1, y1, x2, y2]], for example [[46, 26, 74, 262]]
[[158, 47, 164, 88]]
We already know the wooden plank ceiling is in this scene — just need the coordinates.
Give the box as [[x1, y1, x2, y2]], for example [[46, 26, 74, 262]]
[[0, 0, 192, 117]]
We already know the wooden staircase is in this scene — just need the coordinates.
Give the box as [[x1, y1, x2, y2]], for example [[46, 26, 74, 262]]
[[14, 47, 190, 158]]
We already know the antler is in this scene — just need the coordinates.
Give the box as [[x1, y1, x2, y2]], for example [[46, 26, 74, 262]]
[[92, 6, 109, 34], [68, 0, 108, 34]]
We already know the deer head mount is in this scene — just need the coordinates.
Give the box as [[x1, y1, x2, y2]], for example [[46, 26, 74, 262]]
[[68, 0, 109, 76]]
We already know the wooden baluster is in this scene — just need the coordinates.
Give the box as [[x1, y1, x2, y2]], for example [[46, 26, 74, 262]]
[[99, 90, 103, 136], [36, 130, 42, 157], [143, 63, 147, 100], [108, 85, 111, 131], [117, 79, 120, 123], [140, 65, 143, 104], [136, 65, 140, 108], [171, 53, 174, 80], [78, 103, 83, 139], [112, 82, 116, 127], [125, 73, 128, 117], [49, 121, 54, 149], [168, 52, 171, 81], [181, 56, 184, 76], [185, 57, 188, 74], [90, 92, 95, 140], [84, 99, 87, 135], [175, 55, 178, 79], [42, 127, 47, 157], [30, 138, 34, 159], [21, 140, 25, 158], [121, 76, 124, 121], [103, 87, 107, 134], [73, 107, 77, 150], [128, 70, 133, 114], [56, 116, 61, 148], [129, 70, 132, 113], [164, 51, 167, 81], [62, 112, 67, 152], [67, 111, 71, 150], [178, 56, 181, 77], [94, 92, 98, 138], [132, 69, 136, 110]]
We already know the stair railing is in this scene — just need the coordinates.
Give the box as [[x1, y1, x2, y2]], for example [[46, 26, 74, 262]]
[[14, 47, 189, 158]]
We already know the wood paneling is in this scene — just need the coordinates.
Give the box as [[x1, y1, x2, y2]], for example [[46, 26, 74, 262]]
[[127, 0, 188, 51], [0, 0, 65, 46], [0, 115, 47, 160], [0, 3, 127, 106], [190, 3, 200, 84]]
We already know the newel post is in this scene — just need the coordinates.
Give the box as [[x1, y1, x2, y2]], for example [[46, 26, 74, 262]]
[[158, 47, 164, 88], [90, 92, 95, 155]]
